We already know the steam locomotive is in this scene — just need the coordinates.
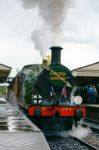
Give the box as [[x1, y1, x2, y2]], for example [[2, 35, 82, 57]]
[[8, 46, 86, 130]]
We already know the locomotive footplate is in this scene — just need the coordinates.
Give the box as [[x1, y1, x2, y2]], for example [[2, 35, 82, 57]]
[[28, 106, 86, 117], [28, 105, 86, 130]]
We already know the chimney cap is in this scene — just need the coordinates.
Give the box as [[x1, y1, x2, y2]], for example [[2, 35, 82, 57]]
[[50, 46, 63, 50]]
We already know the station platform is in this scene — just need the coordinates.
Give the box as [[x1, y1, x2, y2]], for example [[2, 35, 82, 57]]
[[84, 104, 99, 122], [0, 98, 50, 150], [85, 104, 99, 108]]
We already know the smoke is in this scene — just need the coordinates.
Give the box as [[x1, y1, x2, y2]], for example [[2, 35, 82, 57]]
[[21, 0, 73, 31], [70, 124, 92, 139], [19, 0, 74, 57], [59, 124, 92, 139], [31, 26, 53, 57]]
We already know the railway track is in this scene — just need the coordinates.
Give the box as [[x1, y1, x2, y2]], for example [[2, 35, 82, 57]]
[[45, 130, 98, 150], [46, 135, 92, 150], [71, 132, 99, 150], [79, 119, 99, 130], [45, 123, 99, 150], [75, 119, 99, 150]]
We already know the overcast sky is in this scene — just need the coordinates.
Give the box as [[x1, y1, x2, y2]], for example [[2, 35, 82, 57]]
[[0, 0, 99, 77]]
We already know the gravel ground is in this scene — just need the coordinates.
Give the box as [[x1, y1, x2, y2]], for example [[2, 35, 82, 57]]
[[47, 136, 92, 150], [83, 132, 99, 149]]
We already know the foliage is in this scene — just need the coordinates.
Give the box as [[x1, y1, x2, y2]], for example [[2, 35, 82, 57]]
[[0, 86, 7, 96]]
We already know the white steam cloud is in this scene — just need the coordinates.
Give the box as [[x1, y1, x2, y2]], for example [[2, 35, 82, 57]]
[[70, 124, 92, 139], [20, 0, 74, 57], [31, 26, 53, 57]]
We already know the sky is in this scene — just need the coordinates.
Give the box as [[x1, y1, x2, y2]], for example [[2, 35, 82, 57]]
[[0, 0, 99, 77]]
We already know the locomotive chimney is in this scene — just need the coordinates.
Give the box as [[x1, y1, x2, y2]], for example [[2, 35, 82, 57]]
[[50, 46, 63, 65]]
